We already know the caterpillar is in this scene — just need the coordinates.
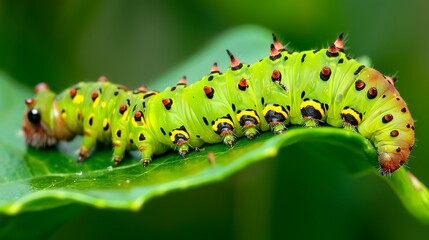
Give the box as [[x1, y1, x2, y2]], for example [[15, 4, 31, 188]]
[[22, 34, 415, 175]]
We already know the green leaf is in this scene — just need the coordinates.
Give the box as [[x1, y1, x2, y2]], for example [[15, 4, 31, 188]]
[[381, 168, 429, 225], [0, 25, 428, 226]]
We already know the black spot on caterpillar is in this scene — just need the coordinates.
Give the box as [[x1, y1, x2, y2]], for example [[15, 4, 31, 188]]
[[22, 33, 415, 175]]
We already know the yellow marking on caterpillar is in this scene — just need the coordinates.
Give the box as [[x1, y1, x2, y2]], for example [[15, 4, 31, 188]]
[[131, 118, 138, 128], [93, 97, 100, 107], [262, 105, 288, 119], [300, 100, 325, 118], [236, 110, 260, 123], [101, 101, 107, 108], [120, 111, 128, 121], [170, 129, 190, 142], [341, 108, 362, 124], [211, 118, 234, 132], [72, 94, 84, 104], [103, 118, 108, 128], [61, 111, 67, 119]]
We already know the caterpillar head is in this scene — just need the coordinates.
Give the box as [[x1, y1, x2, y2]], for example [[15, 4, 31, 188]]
[[22, 83, 73, 148]]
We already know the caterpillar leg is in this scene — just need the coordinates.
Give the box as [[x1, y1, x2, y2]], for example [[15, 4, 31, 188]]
[[243, 125, 258, 139], [269, 122, 287, 134], [170, 127, 191, 157], [110, 126, 129, 166], [78, 132, 98, 162], [221, 130, 236, 147], [112, 140, 127, 166], [138, 143, 154, 167], [176, 141, 190, 157]]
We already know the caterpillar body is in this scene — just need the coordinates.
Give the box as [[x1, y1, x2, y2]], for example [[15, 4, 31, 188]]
[[22, 34, 415, 175]]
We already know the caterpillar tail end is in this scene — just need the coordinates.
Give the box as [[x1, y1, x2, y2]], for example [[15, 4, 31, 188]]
[[378, 151, 409, 175]]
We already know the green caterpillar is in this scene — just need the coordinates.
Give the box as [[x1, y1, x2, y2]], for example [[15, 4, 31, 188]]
[[22, 34, 415, 175]]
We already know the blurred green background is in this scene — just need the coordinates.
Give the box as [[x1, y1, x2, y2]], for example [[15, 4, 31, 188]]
[[1, 0, 429, 239]]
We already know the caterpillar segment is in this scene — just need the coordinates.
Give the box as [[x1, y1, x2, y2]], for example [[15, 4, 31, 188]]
[[22, 34, 415, 174]]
